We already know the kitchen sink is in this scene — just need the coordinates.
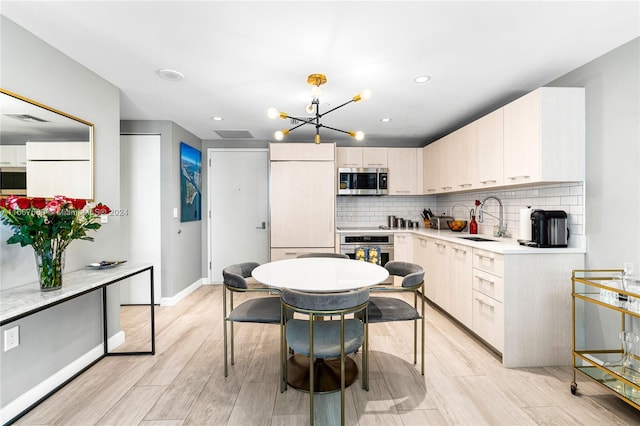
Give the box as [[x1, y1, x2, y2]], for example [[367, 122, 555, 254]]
[[457, 236, 497, 242]]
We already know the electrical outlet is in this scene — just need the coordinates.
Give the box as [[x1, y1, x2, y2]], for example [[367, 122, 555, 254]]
[[4, 326, 19, 352], [100, 214, 108, 224]]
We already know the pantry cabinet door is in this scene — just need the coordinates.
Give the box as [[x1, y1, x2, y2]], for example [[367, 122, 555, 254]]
[[270, 161, 335, 248]]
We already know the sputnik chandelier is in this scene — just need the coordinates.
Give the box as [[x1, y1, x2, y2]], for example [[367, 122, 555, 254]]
[[267, 73, 371, 144]]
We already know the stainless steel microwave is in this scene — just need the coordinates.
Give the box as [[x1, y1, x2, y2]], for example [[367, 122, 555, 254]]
[[0, 167, 27, 196], [338, 168, 388, 195]]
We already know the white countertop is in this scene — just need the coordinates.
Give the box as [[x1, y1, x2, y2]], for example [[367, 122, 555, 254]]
[[337, 226, 586, 255]]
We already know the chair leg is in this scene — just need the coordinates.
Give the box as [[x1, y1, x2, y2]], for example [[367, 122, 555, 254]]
[[421, 288, 425, 375], [223, 288, 228, 377], [413, 318, 418, 366], [309, 316, 315, 426], [340, 314, 346, 426]]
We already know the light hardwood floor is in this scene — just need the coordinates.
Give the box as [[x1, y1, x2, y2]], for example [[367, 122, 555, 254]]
[[15, 285, 640, 425]]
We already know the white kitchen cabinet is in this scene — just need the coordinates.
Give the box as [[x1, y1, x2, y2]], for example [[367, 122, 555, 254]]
[[422, 142, 439, 194], [25, 142, 92, 199], [387, 148, 421, 195], [270, 247, 338, 261], [0, 145, 27, 166], [336, 147, 388, 168], [269, 143, 335, 256], [393, 232, 414, 285], [413, 235, 432, 299], [472, 249, 505, 352], [450, 125, 477, 192], [336, 147, 362, 167], [270, 142, 334, 161], [503, 87, 585, 185], [427, 238, 451, 313], [363, 148, 387, 167], [270, 160, 335, 249], [27, 161, 92, 199], [449, 242, 473, 328], [475, 108, 504, 189]]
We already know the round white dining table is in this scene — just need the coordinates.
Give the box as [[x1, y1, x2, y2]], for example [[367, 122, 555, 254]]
[[251, 257, 389, 393], [251, 257, 389, 292]]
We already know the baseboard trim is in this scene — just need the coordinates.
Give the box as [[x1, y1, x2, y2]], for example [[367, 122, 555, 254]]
[[159, 278, 204, 306], [1, 331, 125, 424]]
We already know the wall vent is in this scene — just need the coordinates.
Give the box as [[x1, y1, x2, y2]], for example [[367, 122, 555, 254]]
[[214, 130, 254, 139]]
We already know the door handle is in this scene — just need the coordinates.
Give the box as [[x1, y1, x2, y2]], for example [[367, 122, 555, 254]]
[[256, 221, 266, 229]]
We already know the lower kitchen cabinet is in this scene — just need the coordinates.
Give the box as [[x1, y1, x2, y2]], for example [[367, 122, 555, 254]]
[[450, 242, 473, 328], [414, 233, 584, 368], [270, 248, 338, 261]]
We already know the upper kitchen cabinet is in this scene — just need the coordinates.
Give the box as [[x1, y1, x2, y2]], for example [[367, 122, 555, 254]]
[[270, 142, 334, 161], [450, 125, 477, 192], [422, 142, 439, 194], [387, 148, 423, 195], [0, 145, 27, 167], [475, 108, 504, 189], [336, 147, 387, 168], [503, 87, 585, 185]]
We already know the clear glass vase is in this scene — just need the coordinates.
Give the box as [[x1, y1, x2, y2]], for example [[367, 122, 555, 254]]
[[34, 246, 65, 291]]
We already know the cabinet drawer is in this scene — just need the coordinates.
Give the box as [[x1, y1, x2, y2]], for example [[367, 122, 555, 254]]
[[472, 289, 504, 352], [473, 248, 504, 276], [270, 248, 335, 261], [472, 269, 504, 302]]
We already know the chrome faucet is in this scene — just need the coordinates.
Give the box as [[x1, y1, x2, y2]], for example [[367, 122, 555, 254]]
[[478, 196, 505, 237]]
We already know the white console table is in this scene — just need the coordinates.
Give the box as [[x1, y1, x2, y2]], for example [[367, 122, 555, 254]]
[[0, 262, 155, 423]]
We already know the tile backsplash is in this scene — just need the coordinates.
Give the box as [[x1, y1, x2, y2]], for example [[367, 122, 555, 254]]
[[337, 182, 585, 247]]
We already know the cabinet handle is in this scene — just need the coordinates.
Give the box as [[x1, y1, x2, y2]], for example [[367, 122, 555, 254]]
[[452, 247, 467, 254], [474, 297, 495, 309], [367, 163, 384, 166], [477, 254, 495, 262], [435, 242, 446, 248], [284, 252, 298, 255], [426, 188, 437, 192], [0, 161, 11, 165], [343, 163, 358, 166], [441, 186, 452, 190], [477, 276, 495, 286], [507, 175, 530, 181], [480, 179, 497, 184], [458, 183, 472, 188], [394, 190, 411, 194]]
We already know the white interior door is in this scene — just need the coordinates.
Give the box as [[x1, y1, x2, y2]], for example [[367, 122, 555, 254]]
[[208, 149, 269, 283], [120, 134, 161, 304]]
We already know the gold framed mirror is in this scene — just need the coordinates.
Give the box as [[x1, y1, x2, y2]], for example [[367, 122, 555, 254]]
[[0, 88, 94, 200]]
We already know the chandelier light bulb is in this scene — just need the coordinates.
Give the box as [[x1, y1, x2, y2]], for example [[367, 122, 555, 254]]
[[360, 88, 372, 101], [274, 130, 284, 141], [311, 86, 322, 99], [305, 104, 315, 114], [355, 131, 365, 141], [267, 107, 280, 120]]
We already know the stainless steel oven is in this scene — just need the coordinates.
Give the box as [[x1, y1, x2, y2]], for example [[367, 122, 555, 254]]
[[339, 230, 394, 284]]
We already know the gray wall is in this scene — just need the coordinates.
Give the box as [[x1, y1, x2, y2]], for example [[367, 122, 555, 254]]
[[548, 38, 639, 269], [0, 16, 121, 407], [120, 121, 203, 297]]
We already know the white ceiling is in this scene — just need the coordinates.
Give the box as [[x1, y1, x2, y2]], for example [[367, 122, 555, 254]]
[[2, 1, 638, 146]]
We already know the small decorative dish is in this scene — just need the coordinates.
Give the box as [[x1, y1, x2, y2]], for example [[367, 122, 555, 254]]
[[86, 260, 127, 269]]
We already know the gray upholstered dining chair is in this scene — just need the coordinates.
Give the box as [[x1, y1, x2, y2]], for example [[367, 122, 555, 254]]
[[222, 262, 283, 377], [363, 261, 425, 376], [281, 287, 369, 426], [296, 252, 350, 259]]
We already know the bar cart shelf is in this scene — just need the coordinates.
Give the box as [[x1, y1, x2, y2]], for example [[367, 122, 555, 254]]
[[572, 269, 640, 410]]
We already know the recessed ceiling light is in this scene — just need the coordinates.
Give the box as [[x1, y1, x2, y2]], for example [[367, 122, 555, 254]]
[[156, 69, 184, 81], [380, 118, 392, 123], [211, 116, 223, 121], [414, 75, 431, 84]]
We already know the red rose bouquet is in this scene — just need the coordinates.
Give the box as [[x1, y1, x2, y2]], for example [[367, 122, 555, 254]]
[[0, 195, 111, 290]]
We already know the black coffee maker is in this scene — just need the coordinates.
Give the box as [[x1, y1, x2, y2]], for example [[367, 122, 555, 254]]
[[527, 210, 569, 248]]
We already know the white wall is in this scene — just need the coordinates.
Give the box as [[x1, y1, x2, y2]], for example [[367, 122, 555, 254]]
[[548, 38, 639, 269], [0, 16, 121, 412]]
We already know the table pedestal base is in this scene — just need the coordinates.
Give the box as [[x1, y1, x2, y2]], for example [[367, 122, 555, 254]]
[[287, 353, 358, 393]]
